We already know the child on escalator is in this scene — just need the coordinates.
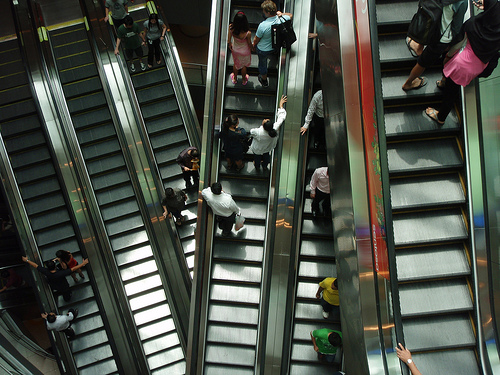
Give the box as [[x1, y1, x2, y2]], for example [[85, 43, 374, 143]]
[[228, 11, 252, 85]]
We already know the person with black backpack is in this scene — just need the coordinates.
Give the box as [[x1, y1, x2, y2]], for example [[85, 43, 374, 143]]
[[252, 1, 293, 88], [403, 0, 467, 91]]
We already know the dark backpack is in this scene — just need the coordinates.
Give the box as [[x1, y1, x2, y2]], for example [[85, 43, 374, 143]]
[[272, 16, 296, 51], [407, 0, 443, 45]]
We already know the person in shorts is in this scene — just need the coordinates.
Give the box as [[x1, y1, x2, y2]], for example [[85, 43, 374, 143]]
[[114, 15, 147, 73]]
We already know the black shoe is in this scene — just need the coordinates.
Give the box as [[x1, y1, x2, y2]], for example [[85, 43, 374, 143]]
[[221, 231, 231, 237], [258, 75, 269, 87], [65, 327, 75, 338], [312, 210, 318, 218], [72, 308, 78, 320], [314, 141, 319, 149]]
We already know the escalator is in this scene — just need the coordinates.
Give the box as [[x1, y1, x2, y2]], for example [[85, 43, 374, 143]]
[[193, 0, 285, 372], [288, 134, 339, 374], [0, 27, 120, 375], [45, 18, 186, 373], [374, 1, 479, 373], [122, 5, 201, 277]]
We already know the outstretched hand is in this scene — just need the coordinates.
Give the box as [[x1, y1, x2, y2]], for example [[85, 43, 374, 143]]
[[279, 95, 287, 108], [300, 126, 308, 135]]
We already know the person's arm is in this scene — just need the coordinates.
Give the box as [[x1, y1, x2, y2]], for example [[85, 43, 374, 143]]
[[252, 35, 261, 50], [139, 30, 146, 46], [310, 170, 319, 198], [396, 343, 423, 375], [176, 150, 191, 171], [114, 37, 121, 55], [274, 95, 288, 130], [230, 199, 241, 215], [104, 4, 110, 22], [70, 258, 88, 272], [228, 25, 233, 50], [0, 286, 7, 293], [41, 312, 48, 320], [277, 11, 293, 19], [22, 256, 38, 269], [316, 285, 324, 299], [162, 205, 171, 218], [310, 331, 319, 352], [246, 31, 252, 49], [160, 21, 167, 41], [301, 94, 319, 134]]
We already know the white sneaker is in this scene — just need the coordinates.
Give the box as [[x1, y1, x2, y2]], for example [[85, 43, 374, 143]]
[[140, 62, 146, 71], [322, 311, 329, 319], [130, 63, 136, 73]]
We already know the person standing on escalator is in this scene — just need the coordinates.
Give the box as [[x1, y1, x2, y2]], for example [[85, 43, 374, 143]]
[[143, 13, 167, 69], [104, 0, 128, 29], [252, 0, 293, 87], [114, 15, 147, 73], [300, 90, 325, 149], [202, 182, 240, 237]]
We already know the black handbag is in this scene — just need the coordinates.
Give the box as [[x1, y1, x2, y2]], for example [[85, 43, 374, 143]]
[[272, 16, 297, 51], [407, 0, 443, 45]]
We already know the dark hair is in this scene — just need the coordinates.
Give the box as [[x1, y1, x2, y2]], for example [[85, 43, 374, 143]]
[[231, 12, 249, 35], [45, 260, 56, 271], [211, 182, 222, 195], [333, 278, 338, 289], [148, 13, 160, 31], [191, 149, 199, 158], [124, 15, 134, 26], [1, 270, 9, 278], [263, 119, 277, 137], [56, 250, 71, 263], [328, 332, 342, 347], [165, 188, 174, 197], [222, 115, 239, 133], [47, 314, 56, 323]]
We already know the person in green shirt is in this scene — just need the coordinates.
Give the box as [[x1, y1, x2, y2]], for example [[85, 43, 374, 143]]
[[310, 328, 342, 363], [114, 15, 147, 72]]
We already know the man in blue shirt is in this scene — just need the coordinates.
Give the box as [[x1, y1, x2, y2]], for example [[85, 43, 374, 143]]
[[252, 0, 293, 87]]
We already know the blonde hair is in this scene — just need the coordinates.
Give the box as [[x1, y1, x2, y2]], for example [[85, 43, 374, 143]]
[[261, 0, 277, 16]]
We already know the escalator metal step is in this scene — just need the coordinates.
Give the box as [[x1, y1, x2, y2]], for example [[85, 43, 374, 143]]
[[384, 107, 460, 138], [381, 70, 443, 101], [9, 147, 51, 168], [225, 91, 276, 114], [375, 0, 417, 26], [205, 344, 255, 367], [390, 174, 465, 210], [141, 97, 179, 119], [290, 362, 340, 375], [399, 279, 472, 317], [221, 178, 269, 199], [67, 91, 107, 113], [300, 238, 336, 258], [208, 303, 259, 325], [136, 81, 174, 103], [396, 244, 470, 281], [301, 218, 333, 237], [387, 138, 462, 174], [393, 209, 467, 246], [212, 262, 262, 283], [298, 261, 336, 279], [0, 84, 31, 105], [413, 349, 480, 375], [212, 242, 264, 263], [59, 63, 98, 84], [403, 314, 475, 351], [207, 324, 257, 345], [4, 129, 46, 153], [294, 302, 326, 321], [210, 283, 261, 304], [63, 76, 102, 98], [56, 50, 94, 70], [378, 33, 412, 64], [204, 364, 254, 375], [296, 281, 324, 300], [132, 68, 169, 88], [146, 112, 183, 133]]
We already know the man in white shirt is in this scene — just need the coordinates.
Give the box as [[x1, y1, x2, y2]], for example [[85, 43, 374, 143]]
[[310, 167, 330, 217], [41, 309, 78, 338], [202, 182, 241, 236], [300, 90, 325, 149]]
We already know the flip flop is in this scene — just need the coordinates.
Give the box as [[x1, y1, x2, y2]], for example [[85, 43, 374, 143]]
[[406, 37, 419, 58], [425, 107, 445, 125], [230, 73, 237, 84], [403, 76, 427, 91]]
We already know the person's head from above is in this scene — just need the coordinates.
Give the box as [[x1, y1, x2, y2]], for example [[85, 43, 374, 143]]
[[45, 260, 56, 271], [223, 114, 239, 131], [262, 119, 277, 137], [189, 148, 199, 158], [124, 15, 134, 28], [46, 313, 57, 323], [165, 188, 175, 198], [56, 250, 71, 262], [328, 331, 342, 347], [261, 0, 277, 17], [148, 13, 159, 25], [332, 278, 338, 290], [211, 182, 223, 195], [232, 11, 249, 34]]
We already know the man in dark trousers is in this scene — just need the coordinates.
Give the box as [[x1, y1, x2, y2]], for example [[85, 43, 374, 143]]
[[22, 256, 89, 301], [114, 15, 147, 73], [176, 146, 200, 189], [202, 182, 240, 236], [41, 309, 79, 338], [162, 187, 188, 226]]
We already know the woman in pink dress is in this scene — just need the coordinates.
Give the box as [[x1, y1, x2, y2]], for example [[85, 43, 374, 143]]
[[228, 12, 252, 85]]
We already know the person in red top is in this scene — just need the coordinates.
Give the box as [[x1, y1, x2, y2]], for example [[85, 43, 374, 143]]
[[55, 250, 85, 283]]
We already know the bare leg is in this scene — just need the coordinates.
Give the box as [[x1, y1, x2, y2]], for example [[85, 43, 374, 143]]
[[233, 65, 238, 78], [403, 63, 426, 90], [241, 66, 248, 83]]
